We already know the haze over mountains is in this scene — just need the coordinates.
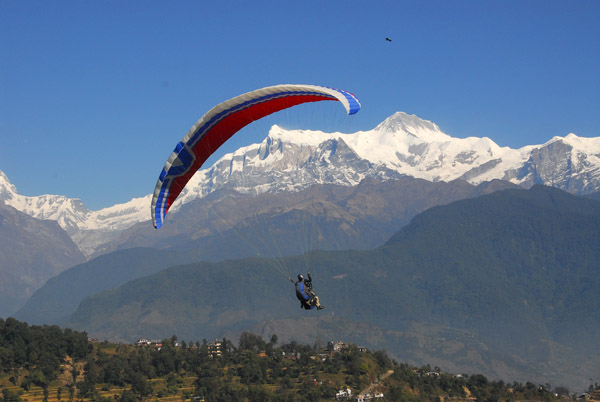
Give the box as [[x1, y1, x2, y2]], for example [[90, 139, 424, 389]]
[[14, 177, 515, 325], [0, 203, 85, 316], [58, 186, 600, 391], [1, 112, 599, 258], [2, 112, 599, 390]]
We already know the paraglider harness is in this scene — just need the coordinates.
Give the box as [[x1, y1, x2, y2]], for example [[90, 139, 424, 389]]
[[292, 273, 318, 310]]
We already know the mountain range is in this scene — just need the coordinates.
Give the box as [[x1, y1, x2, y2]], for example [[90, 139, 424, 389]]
[[2, 111, 600, 390], [14, 177, 515, 324], [60, 185, 600, 391], [1, 112, 599, 258], [2, 111, 599, 318]]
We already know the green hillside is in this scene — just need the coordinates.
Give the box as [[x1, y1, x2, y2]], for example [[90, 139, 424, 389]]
[[66, 186, 600, 390], [2, 318, 594, 402], [15, 248, 200, 325], [15, 178, 516, 326]]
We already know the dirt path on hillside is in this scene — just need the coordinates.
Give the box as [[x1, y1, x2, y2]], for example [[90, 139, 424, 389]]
[[358, 369, 394, 399]]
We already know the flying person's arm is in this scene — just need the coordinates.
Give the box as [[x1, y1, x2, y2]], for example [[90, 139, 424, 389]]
[[305, 272, 313, 289]]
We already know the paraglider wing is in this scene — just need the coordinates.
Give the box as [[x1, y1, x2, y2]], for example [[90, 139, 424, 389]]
[[151, 84, 361, 229]]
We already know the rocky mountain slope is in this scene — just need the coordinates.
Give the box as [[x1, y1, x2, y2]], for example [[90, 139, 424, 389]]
[[0, 203, 85, 316], [2, 112, 598, 257]]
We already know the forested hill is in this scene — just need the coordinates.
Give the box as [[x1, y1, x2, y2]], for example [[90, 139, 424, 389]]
[[388, 184, 600, 245], [15, 177, 515, 326], [64, 185, 600, 390], [1, 317, 595, 402], [14, 247, 199, 325], [382, 184, 600, 351], [0, 318, 89, 391]]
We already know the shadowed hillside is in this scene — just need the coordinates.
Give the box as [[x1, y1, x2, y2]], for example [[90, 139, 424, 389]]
[[0, 203, 85, 317], [65, 186, 600, 390], [16, 178, 516, 325]]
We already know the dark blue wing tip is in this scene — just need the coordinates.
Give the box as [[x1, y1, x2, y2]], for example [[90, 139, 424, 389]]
[[348, 104, 360, 115], [335, 88, 361, 115]]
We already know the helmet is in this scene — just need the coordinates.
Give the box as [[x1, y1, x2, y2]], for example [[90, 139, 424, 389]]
[[298, 274, 304, 281]]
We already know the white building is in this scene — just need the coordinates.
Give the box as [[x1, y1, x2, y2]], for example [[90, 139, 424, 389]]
[[336, 388, 352, 400]]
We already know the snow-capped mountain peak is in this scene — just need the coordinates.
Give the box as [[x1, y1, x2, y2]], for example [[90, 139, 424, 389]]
[[2, 112, 599, 257], [0, 170, 18, 201], [374, 112, 450, 141], [551, 132, 600, 153], [267, 124, 337, 147], [0, 170, 91, 232], [0, 168, 151, 257]]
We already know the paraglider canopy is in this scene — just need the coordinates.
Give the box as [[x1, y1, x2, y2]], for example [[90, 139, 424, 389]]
[[151, 84, 361, 229]]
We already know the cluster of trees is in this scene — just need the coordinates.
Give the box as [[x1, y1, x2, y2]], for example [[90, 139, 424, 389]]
[[387, 366, 580, 402], [72, 333, 390, 401], [0, 318, 89, 390], [1, 317, 589, 402]]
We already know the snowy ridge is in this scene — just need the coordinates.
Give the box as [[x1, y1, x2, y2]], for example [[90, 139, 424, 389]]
[[0, 171, 150, 233], [2, 112, 599, 256]]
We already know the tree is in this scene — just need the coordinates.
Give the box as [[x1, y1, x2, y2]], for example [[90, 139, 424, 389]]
[[70, 366, 79, 383], [42, 385, 49, 402], [103, 356, 126, 386], [239, 332, 265, 352], [130, 372, 153, 397], [373, 350, 393, 369], [67, 385, 74, 402], [117, 390, 137, 402], [1, 389, 23, 402]]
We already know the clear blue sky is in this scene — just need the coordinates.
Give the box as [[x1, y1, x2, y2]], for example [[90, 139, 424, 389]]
[[1, 0, 599, 210]]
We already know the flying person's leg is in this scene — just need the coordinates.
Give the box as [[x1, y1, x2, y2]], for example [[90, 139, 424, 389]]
[[313, 295, 324, 310]]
